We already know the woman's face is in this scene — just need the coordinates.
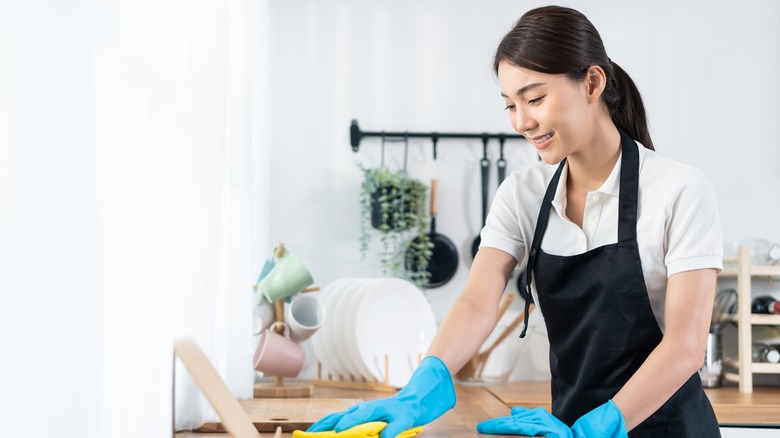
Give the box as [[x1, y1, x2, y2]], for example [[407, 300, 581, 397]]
[[497, 61, 595, 165]]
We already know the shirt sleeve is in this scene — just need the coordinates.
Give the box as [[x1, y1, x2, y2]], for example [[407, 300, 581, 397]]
[[664, 167, 723, 276], [479, 176, 527, 265]]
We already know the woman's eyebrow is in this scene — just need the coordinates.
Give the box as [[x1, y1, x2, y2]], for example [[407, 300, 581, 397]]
[[501, 82, 546, 98]]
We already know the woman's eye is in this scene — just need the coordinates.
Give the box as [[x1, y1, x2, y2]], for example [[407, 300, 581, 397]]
[[528, 95, 545, 105], [504, 104, 516, 111]]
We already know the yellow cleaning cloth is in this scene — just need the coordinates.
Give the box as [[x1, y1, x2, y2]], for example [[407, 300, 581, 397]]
[[293, 421, 423, 438]]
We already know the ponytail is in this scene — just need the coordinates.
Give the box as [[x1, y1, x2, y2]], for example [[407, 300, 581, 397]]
[[604, 61, 654, 150]]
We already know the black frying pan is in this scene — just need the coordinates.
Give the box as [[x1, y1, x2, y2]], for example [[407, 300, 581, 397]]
[[409, 179, 458, 288], [471, 137, 490, 259]]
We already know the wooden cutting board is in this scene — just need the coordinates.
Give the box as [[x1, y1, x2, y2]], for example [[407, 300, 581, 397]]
[[195, 398, 362, 433]]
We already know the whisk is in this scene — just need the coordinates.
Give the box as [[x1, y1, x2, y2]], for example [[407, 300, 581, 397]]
[[710, 288, 737, 333]]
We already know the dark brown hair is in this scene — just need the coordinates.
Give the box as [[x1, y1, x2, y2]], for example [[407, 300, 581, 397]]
[[494, 6, 654, 150]]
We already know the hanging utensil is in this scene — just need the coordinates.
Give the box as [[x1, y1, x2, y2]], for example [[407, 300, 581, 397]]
[[471, 137, 490, 259], [402, 132, 409, 175], [380, 132, 386, 168], [406, 137, 435, 281], [711, 288, 737, 333], [497, 136, 507, 185], [408, 179, 459, 288]]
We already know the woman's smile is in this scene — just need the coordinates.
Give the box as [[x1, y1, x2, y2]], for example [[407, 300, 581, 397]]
[[530, 132, 554, 150]]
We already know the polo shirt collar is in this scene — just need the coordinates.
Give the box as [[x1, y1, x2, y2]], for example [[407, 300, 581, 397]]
[[549, 140, 646, 215]]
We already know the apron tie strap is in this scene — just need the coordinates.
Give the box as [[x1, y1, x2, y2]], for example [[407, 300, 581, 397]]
[[520, 160, 566, 338]]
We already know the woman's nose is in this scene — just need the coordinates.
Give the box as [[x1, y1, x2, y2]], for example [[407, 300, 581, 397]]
[[514, 108, 536, 133]]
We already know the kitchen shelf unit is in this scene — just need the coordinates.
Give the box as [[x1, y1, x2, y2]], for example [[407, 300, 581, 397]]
[[728, 246, 780, 393]]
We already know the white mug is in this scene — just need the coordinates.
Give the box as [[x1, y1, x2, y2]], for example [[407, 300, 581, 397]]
[[285, 294, 327, 343], [252, 294, 275, 336]]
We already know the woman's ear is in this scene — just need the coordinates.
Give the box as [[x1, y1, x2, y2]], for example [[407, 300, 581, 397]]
[[585, 65, 607, 103]]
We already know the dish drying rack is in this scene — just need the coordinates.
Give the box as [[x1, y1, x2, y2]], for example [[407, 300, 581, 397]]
[[311, 355, 422, 393]]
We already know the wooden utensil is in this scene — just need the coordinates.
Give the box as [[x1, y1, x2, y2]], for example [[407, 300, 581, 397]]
[[407, 179, 459, 288], [476, 303, 535, 378], [455, 292, 515, 380], [174, 336, 262, 438]]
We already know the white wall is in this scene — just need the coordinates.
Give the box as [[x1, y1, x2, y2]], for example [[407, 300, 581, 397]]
[[266, 0, 780, 319]]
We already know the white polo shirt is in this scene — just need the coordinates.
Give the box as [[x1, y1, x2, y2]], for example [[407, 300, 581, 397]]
[[480, 142, 723, 332]]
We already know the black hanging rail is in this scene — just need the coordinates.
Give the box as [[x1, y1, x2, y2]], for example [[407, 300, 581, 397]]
[[350, 119, 526, 158]]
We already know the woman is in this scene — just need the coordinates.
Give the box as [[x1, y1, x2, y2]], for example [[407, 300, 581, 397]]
[[310, 6, 722, 437]]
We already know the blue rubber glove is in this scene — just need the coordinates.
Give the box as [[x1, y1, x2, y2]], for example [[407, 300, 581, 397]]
[[476, 400, 627, 438], [308, 356, 455, 438]]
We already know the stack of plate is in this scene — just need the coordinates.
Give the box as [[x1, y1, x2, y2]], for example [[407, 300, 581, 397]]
[[311, 277, 437, 388]]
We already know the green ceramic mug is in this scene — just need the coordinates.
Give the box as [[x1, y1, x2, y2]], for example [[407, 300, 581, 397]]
[[259, 249, 314, 303]]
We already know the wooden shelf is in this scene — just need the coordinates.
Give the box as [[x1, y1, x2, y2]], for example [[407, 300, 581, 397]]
[[733, 246, 780, 393], [719, 269, 738, 278], [750, 314, 780, 325], [723, 358, 780, 375], [720, 256, 738, 277], [750, 265, 780, 277], [751, 362, 780, 374], [720, 254, 780, 278]]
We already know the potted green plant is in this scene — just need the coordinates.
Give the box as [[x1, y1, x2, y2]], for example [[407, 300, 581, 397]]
[[359, 165, 433, 288]]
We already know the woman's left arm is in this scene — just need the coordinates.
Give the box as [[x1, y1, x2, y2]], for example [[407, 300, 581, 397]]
[[612, 268, 717, 431]]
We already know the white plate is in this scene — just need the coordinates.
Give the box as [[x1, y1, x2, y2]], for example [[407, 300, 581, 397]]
[[352, 278, 437, 387], [332, 279, 377, 379], [320, 278, 367, 378], [311, 278, 351, 378], [339, 279, 381, 380]]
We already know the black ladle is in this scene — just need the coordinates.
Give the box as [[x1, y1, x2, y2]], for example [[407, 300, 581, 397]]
[[471, 137, 490, 259]]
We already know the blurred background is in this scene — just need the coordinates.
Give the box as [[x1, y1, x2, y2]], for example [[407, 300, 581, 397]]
[[1, 0, 779, 436]]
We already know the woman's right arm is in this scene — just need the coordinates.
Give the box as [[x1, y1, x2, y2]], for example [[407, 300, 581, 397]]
[[427, 246, 519, 374]]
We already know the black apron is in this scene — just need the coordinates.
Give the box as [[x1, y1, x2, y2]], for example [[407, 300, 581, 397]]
[[519, 130, 720, 437]]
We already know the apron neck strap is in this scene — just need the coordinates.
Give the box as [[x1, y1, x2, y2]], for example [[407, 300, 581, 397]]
[[617, 129, 639, 242]]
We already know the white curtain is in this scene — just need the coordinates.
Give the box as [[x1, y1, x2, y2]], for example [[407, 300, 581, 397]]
[[0, 0, 269, 436]]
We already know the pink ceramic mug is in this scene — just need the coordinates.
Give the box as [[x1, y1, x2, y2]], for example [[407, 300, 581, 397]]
[[253, 322, 306, 377]]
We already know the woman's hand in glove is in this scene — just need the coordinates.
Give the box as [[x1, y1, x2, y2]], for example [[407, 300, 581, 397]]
[[307, 356, 456, 438], [476, 399, 627, 438]]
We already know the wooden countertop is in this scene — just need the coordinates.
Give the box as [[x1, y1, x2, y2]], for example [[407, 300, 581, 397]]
[[176, 381, 780, 437], [487, 381, 780, 426], [176, 384, 524, 438]]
